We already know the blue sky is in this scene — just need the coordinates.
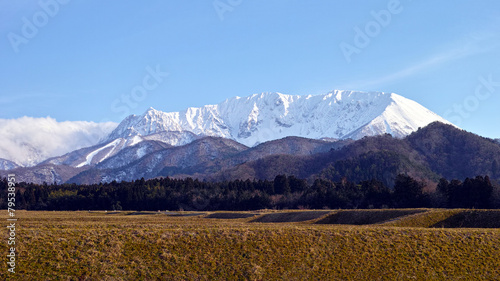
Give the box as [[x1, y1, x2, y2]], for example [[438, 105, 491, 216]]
[[1, 0, 500, 138]]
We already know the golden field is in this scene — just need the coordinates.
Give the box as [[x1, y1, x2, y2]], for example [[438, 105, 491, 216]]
[[1, 209, 500, 280]]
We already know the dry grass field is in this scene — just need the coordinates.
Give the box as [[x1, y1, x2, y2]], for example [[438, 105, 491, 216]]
[[2, 209, 500, 280]]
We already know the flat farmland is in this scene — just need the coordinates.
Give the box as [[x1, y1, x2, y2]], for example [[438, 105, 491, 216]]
[[2, 209, 500, 280]]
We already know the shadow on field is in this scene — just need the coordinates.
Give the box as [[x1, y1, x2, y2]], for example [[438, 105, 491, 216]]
[[164, 212, 206, 217], [431, 210, 500, 228], [205, 213, 259, 219], [250, 211, 332, 223], [125, 211, 206, 217], [316, 209, 426, 225], [116, 209, 500, 228], [126, 211, 159, 215]]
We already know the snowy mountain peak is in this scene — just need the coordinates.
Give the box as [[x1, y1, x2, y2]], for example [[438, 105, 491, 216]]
[[144, 107, 162, 116], [106, 90, 454, 147]]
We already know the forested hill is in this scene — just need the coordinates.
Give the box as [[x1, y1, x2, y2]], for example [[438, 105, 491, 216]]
[[217, 122, 500, 187], [406, 122, 500, 180], [2, 122, 500, 188]]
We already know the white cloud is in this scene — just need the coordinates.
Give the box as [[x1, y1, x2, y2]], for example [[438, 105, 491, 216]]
[[0, 117, 118, 167]]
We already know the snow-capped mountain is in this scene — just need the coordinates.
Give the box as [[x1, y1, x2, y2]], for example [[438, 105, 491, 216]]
[[1, 90, 454, 172], [108, 91, 453, 147], [41, 131, 203, 169]]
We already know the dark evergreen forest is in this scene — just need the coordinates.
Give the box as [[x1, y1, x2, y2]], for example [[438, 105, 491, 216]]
[[1, 174, 498, 211]]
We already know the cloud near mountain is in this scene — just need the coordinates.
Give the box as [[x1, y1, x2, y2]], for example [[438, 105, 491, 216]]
[[0, 117, 117, 166]]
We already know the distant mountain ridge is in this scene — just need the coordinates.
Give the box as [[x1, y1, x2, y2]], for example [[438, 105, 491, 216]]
[[108, 91, 452, 147], [1, 90, 462, 185], [209, 122, 500, 187], [0, 159, 19, 170], [2, 122, 500, 186], [0, 91, 452, 169]]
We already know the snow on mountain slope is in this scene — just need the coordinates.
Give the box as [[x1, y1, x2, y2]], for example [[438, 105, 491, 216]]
[[75, 138, 124, 168], [96, 140, 171, 170], [0, 158, 19, 170], [108, 91, 454, 147], [41, 130, 203, 168], [88, 137, 249, 184], [0, 117, 117, 167], [344, 93, 454, 139]]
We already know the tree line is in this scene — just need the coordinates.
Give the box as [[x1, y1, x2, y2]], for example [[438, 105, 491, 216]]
[[0, 174, 498, 211]]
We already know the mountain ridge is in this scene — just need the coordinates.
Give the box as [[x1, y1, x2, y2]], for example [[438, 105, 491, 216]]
[[0, 91, 452, 169], [3, 122, 500, 186], [108, 91, 453, 148]]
